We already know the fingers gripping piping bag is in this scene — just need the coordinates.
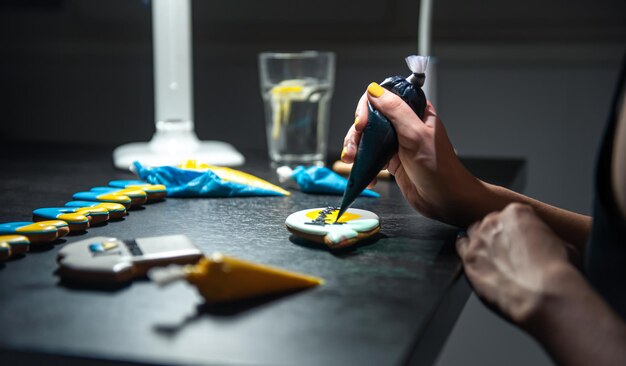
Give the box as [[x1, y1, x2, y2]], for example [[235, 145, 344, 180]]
[[336, 55, 429, 221]]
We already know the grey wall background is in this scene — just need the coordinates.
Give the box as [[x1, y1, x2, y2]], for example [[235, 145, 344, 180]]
[[1, 1, 625, 365]]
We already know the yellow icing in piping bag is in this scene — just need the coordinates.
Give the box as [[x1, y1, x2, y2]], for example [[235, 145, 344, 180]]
[[178, 160, 290, 196], [149, 253, 323, 304]]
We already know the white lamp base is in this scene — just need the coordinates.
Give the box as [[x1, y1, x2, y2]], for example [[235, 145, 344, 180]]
[[113, 134, 245, 170]]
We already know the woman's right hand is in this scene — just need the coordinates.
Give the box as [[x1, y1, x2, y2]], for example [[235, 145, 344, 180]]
[[341, 83, 491, 227]]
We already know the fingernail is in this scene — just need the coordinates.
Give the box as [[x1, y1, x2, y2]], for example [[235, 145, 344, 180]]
[[354, 117, 359, 126], [342, 143, 355, 160], [367, 82, 385, 97]]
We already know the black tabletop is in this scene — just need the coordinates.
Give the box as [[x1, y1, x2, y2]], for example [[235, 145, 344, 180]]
[[0, 143, 525, 366]]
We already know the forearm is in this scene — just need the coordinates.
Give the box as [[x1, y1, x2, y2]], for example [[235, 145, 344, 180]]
[[461, 180, 591, 254], [523, 264, 626, 366]]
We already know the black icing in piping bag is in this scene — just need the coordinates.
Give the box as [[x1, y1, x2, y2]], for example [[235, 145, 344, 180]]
[[336, 55, 429, 221]]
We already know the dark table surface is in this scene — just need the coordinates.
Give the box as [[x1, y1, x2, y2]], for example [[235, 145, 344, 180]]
[[0, 143, 525, 366]]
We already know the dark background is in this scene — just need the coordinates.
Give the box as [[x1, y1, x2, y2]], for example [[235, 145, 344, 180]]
[[1, 1, 625, 365]]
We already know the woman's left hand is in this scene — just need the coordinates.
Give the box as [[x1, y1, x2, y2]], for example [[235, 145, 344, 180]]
[[456, 202, 572, 324]]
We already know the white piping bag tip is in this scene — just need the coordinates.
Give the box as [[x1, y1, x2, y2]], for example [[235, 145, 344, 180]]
[[405, 55, 430, 75]]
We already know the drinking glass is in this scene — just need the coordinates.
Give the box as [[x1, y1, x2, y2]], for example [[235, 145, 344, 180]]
[[258, 51, 335, 167]]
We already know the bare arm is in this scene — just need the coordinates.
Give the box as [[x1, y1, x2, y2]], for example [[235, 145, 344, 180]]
[[457, 204, 626, 366], [523, 81, 626, 366], [525, 264, 626, 366], [342, 85, 591, 254], [470, 181, 592, 256], [611, 87, 626, 221]]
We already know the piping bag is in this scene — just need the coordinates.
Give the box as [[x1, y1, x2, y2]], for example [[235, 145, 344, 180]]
[[148, 253, 323, 304], [336, 55, 429, 221], [277, 165, 379, 197], [132, 161, 290, 197]]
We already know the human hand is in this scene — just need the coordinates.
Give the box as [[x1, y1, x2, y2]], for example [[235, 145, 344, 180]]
[[457, 203, 626, 366], [456, 203, 572, 324], [341, 83, 486, 227]]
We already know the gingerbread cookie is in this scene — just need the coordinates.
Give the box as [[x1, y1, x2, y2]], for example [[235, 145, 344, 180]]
[[108, 180, 167, 202], [73, 191, 132, 209], [0, 242, 10, 261], [90, 187, 147, 207], [0, 235, 29, 257], [57, 235, 203, 284], [33, 206, 110, 231], [65, 201, 127, 220], [0, 220, 68, 244], [285, 207, 380, 250]]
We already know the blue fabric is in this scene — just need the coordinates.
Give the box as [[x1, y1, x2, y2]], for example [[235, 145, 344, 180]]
[[133, 162, 286, 198], [292, 166, 380, 197]]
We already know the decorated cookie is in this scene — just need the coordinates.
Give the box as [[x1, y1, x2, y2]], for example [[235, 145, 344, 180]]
[[90, 187, 147, 207], [108, 180, 167, 202], [33, 207, 110, 231], [285, 207, 380, 249], [57, 235, 203, 283], [65, 201, 127, 220], [0, 242, 10, 261], [72, 191, 132, 208], [41, 220, 71, 238], [0, 235, 30, 257], [0, 220, 69, 244]]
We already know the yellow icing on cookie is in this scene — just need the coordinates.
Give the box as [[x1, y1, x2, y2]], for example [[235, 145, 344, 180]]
[[0, 242, 10, 260], [0, 235, 29, 243], [111, 188, 147, 199], [123, 183, 166, 193], [97, 193, 132, 205], [75, 207, 108, 215], [95, 202, 126, 212], [15, 222, 58, 234], [57, 213, 89, 223], [0, 235, 29, 256], [101, 241, 118, 251], [305, 208, 360, 224], [38, 220, 69, 229]]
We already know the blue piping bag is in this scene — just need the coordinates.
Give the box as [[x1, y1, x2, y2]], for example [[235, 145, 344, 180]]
[[278, 166, 379, 197], [133, 162, 288, 197], [337, 55, 429, 220]]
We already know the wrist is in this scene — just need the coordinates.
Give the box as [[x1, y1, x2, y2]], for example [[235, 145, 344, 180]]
[[519, 262, 584, 331], [519, 263, 626, 366], [443, 176, 502, 227]]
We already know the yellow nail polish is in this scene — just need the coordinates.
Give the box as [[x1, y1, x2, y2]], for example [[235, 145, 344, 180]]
[[367, 82, 385, 97], [341, 147, 347, 160], [354, 117, 359, 126]]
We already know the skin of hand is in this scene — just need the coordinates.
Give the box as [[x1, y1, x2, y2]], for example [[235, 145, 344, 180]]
[[456, 203, 570, 323], [457, 203, 626, 366], [341, 83, 592, 250], [341, 83, 625, 364], [342, 84, 490, 227]]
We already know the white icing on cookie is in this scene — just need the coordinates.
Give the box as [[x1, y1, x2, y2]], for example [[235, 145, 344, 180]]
[[285, 208, 379, 244]]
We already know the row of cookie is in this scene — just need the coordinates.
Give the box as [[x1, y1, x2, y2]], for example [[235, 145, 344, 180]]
[[0, 180, 167, 261], [34, 180, 167, 231]]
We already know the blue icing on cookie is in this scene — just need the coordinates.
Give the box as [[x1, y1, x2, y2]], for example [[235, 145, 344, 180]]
[[109, 180, 167, 193], [65, 201, 101, 208], [72, 191, 131, 206], [90, 187, 147, 200], [0, 222, 59, 235]]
